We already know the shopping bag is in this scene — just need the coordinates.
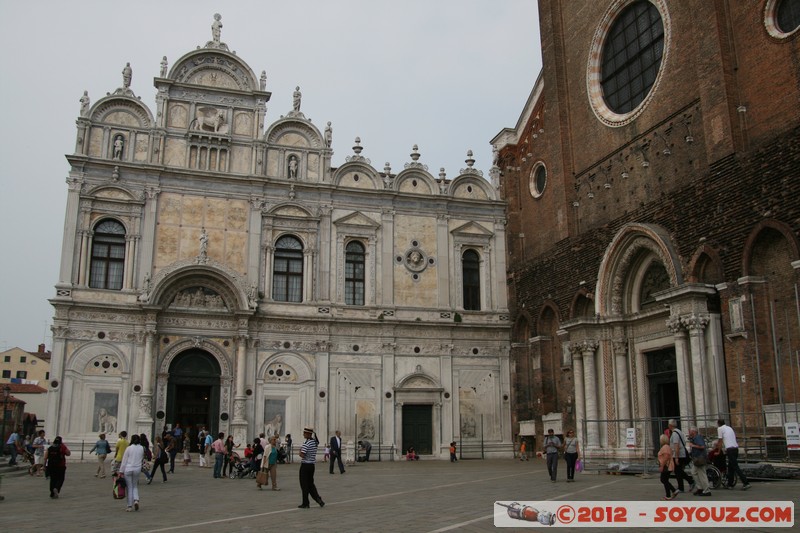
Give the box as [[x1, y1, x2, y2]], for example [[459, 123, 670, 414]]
[[113, 474, 127, 499], [576, 459, 584, 473], [256, 469, 268, 486]]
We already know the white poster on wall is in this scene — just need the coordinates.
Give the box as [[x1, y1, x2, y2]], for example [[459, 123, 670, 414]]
[[626, 427, 636, 448], [786, 422, 800, 450]]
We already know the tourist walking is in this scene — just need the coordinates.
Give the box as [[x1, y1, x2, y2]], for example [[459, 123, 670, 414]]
[[32, 430, 48, 477], [298, 427, 324, 508], [120, 434, 144, 511], [668, 419, 694, 492], [140, 434, 152, 482], [204, 431, 214, 467], [182, 434, 191, 466], [717, 419, 751, 490], [329, 430, 345, 474], [222, 434, 238, 477], [112, 431, 129, 475], [147, 435, 168, 484], [212, 432, 226, 478], [165, 434, 178, 473], [5, 426, 23, 466], [519, 438, 528, 461], [687, 427, 711, 496], [563, 429, 580, 482], [258, 435, 281, 490], [44, 436, 71, 499], [89, 433, 111, 478], [657, 434, 678, 500], [543, 429, 561, 482]]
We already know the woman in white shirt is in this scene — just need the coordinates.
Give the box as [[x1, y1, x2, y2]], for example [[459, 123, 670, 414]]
[[119, 434, 145, 511]]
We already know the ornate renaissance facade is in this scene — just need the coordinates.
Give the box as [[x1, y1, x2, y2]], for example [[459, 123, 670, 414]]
[[49, 16, 511, 458], [495, 0, 800, 457]]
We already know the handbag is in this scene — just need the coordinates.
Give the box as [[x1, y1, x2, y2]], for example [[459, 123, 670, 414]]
[[256, 469, 268, 486], [692, 456, 707, 467], [112, 474, 127, 499]]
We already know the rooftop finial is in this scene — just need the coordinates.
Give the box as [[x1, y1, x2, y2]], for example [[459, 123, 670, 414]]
[[465, 150, 475, 168], [410, 145, 420, 162]]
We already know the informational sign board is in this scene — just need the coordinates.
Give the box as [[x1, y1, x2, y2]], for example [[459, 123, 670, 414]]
[[786, 422, 800, 450], [626, 428, 636, 448]]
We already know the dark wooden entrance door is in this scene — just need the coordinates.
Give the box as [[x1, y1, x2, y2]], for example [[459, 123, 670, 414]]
[[402, 404, 433, 455], [166, 349, 220, 450], [647, 347, 679, 452]]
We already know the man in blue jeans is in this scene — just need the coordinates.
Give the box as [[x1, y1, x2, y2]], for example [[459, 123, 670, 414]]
[[212, 432, 226, 478], [543, 429, 562, 482], [717, 419, 752, 491], [5, 426, 22, 466]]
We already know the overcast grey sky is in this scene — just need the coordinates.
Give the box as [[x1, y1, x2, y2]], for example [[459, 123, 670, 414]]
[[0, 1, 541, 352]]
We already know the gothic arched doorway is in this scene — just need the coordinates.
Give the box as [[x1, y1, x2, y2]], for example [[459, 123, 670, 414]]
[[166, 349, 221, 448]]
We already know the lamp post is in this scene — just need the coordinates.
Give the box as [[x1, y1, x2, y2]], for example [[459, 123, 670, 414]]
[[2, 385, 10, 456]]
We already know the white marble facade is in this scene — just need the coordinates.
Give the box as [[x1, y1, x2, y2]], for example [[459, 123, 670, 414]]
[[48, 16, 512, 459]]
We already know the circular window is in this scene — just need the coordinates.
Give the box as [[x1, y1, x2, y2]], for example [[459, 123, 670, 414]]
[[220, 412, 229, 421], [588, 0, 669, 126], [766, 0, 800, 37], [319, 390, 326, 398], [163, 337, 170, 344], [133, 384, 142, 392], [385, 391, 392, 399], [223, 340, 230, 347], [529, 163, 547, 198], [102, 361, 111, 369], [284, 341, 291, 349], [352, 345, 359, 352], [472, 348, 479, 355], [246, 388, 253, 396], [414, 346, 421, 354], [97, 332, 106, 339], [50, 380, 59, 389], [156, 410, 165, 419]]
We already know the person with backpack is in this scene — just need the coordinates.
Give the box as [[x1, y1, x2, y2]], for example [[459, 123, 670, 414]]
[[146, 435, 169, 484], [89, 433, 112, 478], [44, 436, 71, 498], [668, 419, 695, 493]]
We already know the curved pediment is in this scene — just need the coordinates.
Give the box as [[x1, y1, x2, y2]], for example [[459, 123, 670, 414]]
[[91, 97, 153, 128], [85, 184, 140, 202], [170, 49, 258, 92], [265, 119, 324, 149], [449, 174, 496, 201]]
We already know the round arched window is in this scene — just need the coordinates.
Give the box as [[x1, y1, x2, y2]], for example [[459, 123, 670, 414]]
[[588, 0, 669, 126], [766, 0, 800, 38], [529, 163, 547, 198]]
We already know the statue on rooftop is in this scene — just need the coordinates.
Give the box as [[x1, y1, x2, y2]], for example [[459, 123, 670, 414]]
[[122, 62, 132, 89]]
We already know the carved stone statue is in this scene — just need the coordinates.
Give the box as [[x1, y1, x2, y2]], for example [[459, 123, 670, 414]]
[[79, 90, 90, 117], [211, 13, 223, 44], [122, 62, 132, 89], [260, 71, 267, 91], [113, 136, 124, 160], [492, 144, 499, 167], [160, 56, 168, 77], [248, 283, 258, 309], [324, 121, 332, 148], [199, 228, 209, 258], [292, 86, 301, 112], [191, 107, 227, 134], [288, 155, 298, 179]]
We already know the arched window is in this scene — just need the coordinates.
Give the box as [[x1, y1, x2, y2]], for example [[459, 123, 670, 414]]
[[601, 0, 665, 114], [272, 235, 303, 302], [345, 241, 365, 306], [462, 249, 481, 311], [89, 219, 126, 290]]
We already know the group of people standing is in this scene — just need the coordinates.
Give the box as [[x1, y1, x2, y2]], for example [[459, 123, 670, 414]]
[[657, 418, 751, 500]]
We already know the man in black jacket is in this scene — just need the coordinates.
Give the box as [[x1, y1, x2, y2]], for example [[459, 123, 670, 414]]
[[329, 430, 345, 474]]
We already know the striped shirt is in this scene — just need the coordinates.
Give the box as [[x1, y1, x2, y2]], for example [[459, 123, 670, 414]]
[[300, 437, 318, 464]]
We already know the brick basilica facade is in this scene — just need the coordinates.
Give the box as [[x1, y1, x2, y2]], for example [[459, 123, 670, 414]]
[[494, 0, 800, 456]]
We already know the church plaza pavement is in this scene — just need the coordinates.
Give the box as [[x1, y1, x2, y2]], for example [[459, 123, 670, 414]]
[[1, 456, 798, 532]]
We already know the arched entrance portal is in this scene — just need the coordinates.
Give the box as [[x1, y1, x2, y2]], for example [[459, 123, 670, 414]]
[[166, 349, 221, 447]]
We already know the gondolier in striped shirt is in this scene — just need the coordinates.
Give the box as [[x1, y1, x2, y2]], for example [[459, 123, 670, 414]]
[[298, 426, 325, 508]]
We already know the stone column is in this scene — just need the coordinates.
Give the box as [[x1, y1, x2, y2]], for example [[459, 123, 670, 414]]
[[581, 340, 600, 448], [436, 214, 450, 308], [59, 176, 84, 287], [77, 230, 91, 286], [233, 335, 248, 423], [45, 326, 68, 438], [136, 328, 157, 433], [380, 208, 395, 306], [667, 315, 694, 421], [570, 344, 586, 449], [613, 339, 631, 445], [685, 313, 710, 420]]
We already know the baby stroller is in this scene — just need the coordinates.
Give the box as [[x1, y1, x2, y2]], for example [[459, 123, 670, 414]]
[[276, 445, 287, 464], [21, 449, 36, 475], [229, 455, 258, 479]]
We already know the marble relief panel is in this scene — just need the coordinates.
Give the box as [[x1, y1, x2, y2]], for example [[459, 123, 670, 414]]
[[89, 126, 104, 157], [181, 196, 205, 226], [308, 154, 319, 180], [226, 202, 248, 231], [233, 112, 252, 136], [155, 225, 179, 266], [266, 149, 279, 177], [163, 139, 186, 167], [205, 198, 227, 228], [231, 146, 250, 174], [159, 194, 182, 225], [225, 233, 247, 272], [104, 110, 139, 127], [134, 137, 149, 162], [168, 104, 188, 129]]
